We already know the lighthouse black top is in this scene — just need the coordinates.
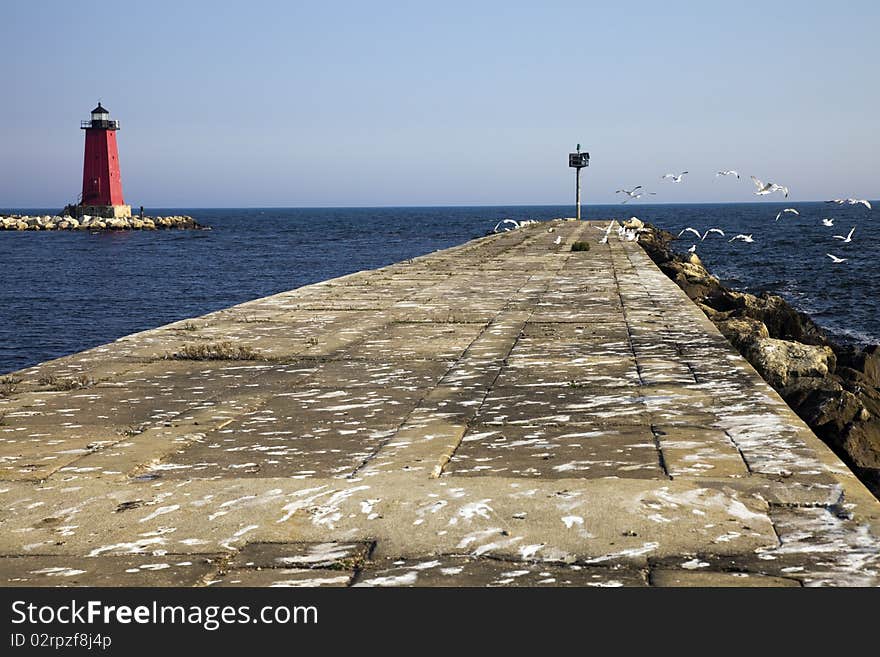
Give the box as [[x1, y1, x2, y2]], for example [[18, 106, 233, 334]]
[[82, 103, 119, 131]]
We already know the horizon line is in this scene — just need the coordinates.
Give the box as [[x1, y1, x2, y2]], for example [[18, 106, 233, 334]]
[[3, 198, 874, 211]]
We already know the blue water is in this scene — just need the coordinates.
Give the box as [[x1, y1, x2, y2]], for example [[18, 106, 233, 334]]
[[0, 203, 877, 374]]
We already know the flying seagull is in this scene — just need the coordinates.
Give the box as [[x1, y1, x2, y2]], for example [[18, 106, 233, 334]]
[[751, 176, 789, 198], [729, 234, 754, 243], [833, 226, 856, 243], [678, 227, 724, 240], [775, 208, 800, 221], [826, 198, 872, 209], [617, 187, 656, 203], [822, 218, 834, 227], [623, 190, 656, 203], [827, 253, 847, 263], [493, 219, 520, 232], [716, 170, 740, 179], [662, 171, 688, 183], [616, 185, 642, 196]]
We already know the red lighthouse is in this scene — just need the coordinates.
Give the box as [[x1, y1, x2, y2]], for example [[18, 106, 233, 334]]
[[77, 103, 131, 218]]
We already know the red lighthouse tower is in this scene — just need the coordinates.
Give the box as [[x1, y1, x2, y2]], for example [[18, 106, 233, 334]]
[[77, 103, 131, 218]]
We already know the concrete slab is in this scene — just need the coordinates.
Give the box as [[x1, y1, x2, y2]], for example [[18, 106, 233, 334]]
[[0, 555, 220, 587], [231, 541, 371, 569], [447, 423, 663, 479], [355, 556, 647, 587], [211, 568, 353, 587], [650, 569, 800, 587]]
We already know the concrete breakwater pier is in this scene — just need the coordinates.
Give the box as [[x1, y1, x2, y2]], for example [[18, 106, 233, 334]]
[[0, 214, 201, 231], [1, 219, 878, 587]]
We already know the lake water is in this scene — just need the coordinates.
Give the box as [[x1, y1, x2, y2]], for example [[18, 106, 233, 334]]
[[0, 202, 876, 374]]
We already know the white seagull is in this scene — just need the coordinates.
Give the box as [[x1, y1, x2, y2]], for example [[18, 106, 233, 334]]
[[687, 244, 697, 253], [493, 219, 520, 232], [751, 176, 789, 198], [833, 226, 855, 243], [597, 221, 614, 244], [822, 218, 834, 227], [729, 234, 754, 243], [617, 187, 657, 203], [827, 253, 847, 263], [678, 227, 724, 240], [775, 208, 800, 221], [554, 235, 562, 245], [826, 198, 872, 209], [662, 171, 688, 183], [716, 170, 740, 179], [701, 228, 725, 240], [623, 191, 656, 203], [616, 185, 642, 196]]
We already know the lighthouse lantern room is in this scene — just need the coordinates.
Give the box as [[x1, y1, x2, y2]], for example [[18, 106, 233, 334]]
[[75, 102, 131, 219]]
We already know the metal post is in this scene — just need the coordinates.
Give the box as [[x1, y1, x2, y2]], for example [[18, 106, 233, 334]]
[[568, 146, 589, 220]]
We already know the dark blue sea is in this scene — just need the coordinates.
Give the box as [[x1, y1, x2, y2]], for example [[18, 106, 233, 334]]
[[0, 203, 876, 374]]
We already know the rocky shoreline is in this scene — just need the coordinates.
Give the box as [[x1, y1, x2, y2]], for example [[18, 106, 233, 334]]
[[0, 214, 205, 231], [634, 221, 880, 496]]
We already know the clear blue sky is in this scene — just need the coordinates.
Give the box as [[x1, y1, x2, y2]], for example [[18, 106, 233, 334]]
[[2, 1, 878, 207]]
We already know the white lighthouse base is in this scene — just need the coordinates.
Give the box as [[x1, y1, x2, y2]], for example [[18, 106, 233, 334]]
[[71, 204, 132, 219]]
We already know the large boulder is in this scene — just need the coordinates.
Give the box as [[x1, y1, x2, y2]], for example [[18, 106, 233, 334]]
[[716, 316, 769, 350], [707, 290, 828, 345], [638, 228, 677, 265], [659, 258, 723, 300], [781, 376, 865, 432], [836, 366, 877, 393], [836, 345, 880, 388], [744, 337, 836, 389], [697, 302, 728, 322], [843, 420, 880, 470]]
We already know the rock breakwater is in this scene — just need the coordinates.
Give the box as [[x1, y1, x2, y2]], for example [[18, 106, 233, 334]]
[[0, 214, 204, 231], [638, 222, 880, 495]]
